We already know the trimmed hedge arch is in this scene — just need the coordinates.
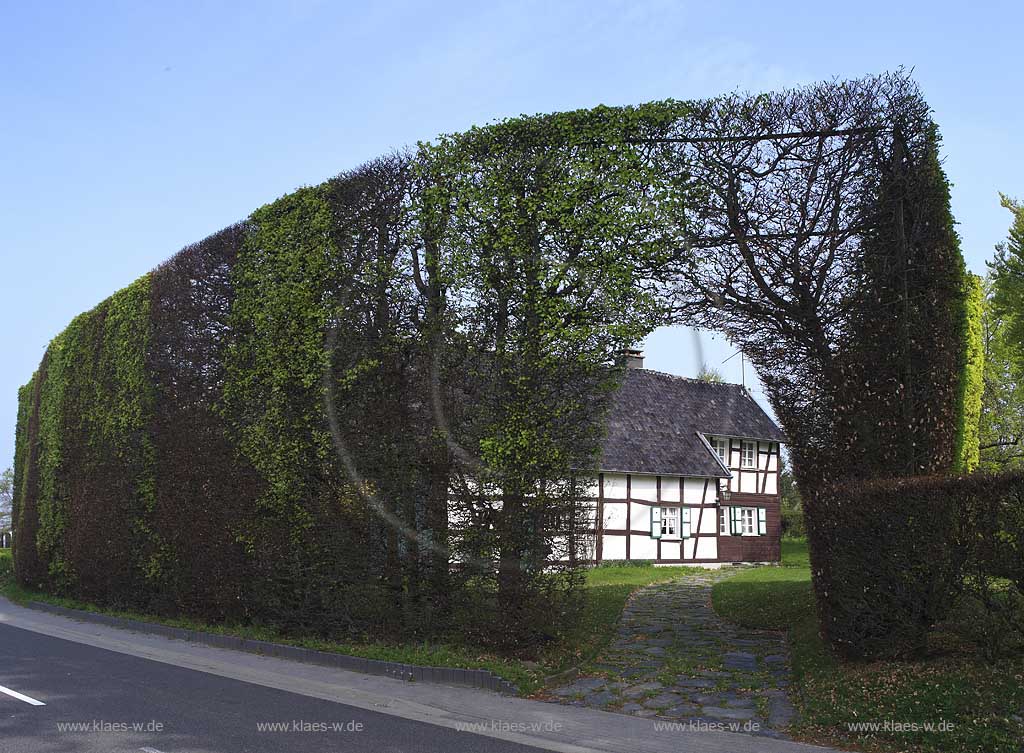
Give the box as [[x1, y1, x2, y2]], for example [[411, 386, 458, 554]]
[[13, 72, 979, 656]]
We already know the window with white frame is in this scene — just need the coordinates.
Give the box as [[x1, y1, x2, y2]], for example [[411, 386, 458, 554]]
[[741, 440, 756, 468], [720, 506, 767, 536], [740, 507, 755, 535], [652, 506, 690, 539], [660, 506, 678, 537], [711, 437, 729, 464]]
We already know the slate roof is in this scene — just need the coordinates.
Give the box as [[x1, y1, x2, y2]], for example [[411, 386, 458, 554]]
[[599, 369, 785, 477]]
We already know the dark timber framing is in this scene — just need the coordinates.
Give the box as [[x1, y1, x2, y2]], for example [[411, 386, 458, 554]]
[[656, 475, 662, 561], [625, 474, 631, 560], [591, 439, 781, 565], [596, 472, 604, 562], [586, 369, 784, 565]]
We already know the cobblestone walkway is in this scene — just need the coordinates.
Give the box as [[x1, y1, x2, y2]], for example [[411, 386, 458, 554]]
[[545, 570, 797, 738]]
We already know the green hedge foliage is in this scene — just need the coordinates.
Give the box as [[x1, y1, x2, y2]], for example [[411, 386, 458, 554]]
[[13, 114, 679, 650], [14, 279, 155, 598], [799, 115, 973, 659], [812, 472, 1024, 660], [12, 373, 44, 586], [826, 121, 968, 479], [146, 225, 264, 620]]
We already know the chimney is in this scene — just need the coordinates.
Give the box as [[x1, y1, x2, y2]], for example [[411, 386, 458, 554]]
[[624, 348, 645, 370]]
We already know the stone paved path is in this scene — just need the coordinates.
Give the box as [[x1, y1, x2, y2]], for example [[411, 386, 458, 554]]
[[545, 569, 797, 738]]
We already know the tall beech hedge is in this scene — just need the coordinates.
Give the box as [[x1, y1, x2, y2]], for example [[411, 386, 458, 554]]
[[147, 225, 264, 620], [815, 473, 1024, 660], [797, 113, 976, 659], [14, 134, 668, 647], [14, 280, 156, 599], [12, 72, 979, 656]]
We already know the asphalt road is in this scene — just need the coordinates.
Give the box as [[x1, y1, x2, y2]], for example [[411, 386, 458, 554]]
[[0, 622, 546, 753]]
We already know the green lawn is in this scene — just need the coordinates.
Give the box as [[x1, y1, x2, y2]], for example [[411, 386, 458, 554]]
[[0, 547, 697, 695], [713, 540, 1024, 753], [780, 537, 810, 568]]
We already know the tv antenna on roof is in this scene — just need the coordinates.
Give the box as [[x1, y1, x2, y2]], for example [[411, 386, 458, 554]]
[[722, 349, 746, 389]]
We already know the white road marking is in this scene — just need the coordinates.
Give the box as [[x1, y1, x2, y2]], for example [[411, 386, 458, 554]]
[[0, 684, 45, 706], [140, 748, 166, 753]]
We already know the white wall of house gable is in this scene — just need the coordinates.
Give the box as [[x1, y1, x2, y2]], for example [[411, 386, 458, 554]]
[[630, 475, 658, 501], [683, 478, 709, 505], [660, 540, 681, 560], [729, 444, 741, 469], [704, 437, 781, 495], [629, 502, 652, 532], [659, 478, 680, 503], [630, 534, 658, 559], [762, 441, 779, 494], [602, 473, 628, 499], [738, 470, 757, 493], [696, 536, 717, 559], [603, 501, 627, 530], [603, 534, 626, 559], [697, 510, 718, 535]]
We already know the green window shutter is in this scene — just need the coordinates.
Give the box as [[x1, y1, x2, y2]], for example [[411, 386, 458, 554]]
[[651, 507, 662, 539], [681, 508, 691, 539], [757, 507, 767, 535], [730, 507, 741, 536]]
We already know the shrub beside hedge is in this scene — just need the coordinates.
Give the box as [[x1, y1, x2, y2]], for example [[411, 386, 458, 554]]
[[953, 273, 985, 473], [809, 472, 1024, 660]]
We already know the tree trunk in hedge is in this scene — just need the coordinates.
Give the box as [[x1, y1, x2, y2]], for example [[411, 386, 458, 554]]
[[496, 487, 528, 649], [422, 440, 452, 633]]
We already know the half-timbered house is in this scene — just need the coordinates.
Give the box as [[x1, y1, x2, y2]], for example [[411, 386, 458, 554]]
[[447, 352, 786, 567], [590, 353, 785, 566]]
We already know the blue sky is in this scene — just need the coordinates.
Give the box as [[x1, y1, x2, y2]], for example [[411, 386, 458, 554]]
[[1, 0, 1021, 469]]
